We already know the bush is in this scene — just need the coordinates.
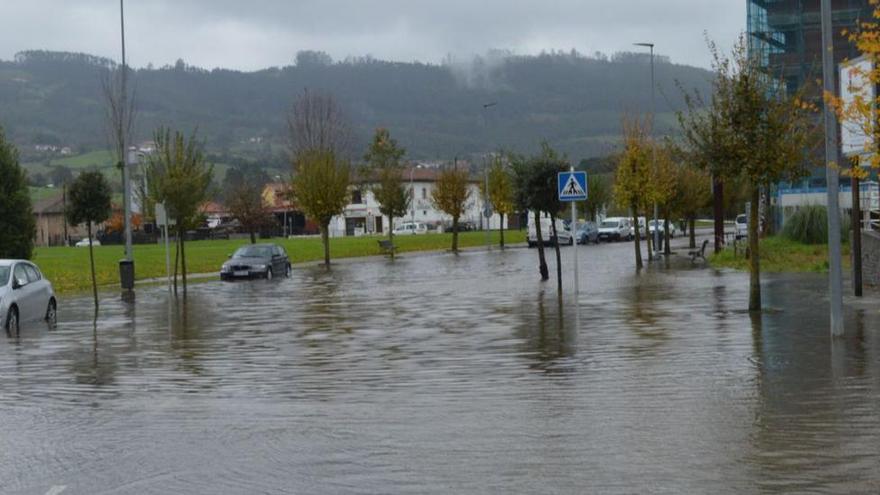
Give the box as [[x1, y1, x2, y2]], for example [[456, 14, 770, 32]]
[[782, 205, 850, 245]]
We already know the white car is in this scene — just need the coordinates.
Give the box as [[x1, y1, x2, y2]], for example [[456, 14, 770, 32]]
[[735, 214, 748, 240], [392, 222, 428, 235], [75, 238, 101, 247], [0, 260, 57, 334], [527, 215, 573, 247], [648, 219, 678, 238], [598, 217, 633, 242]]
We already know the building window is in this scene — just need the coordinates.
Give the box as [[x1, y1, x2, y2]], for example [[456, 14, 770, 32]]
[[352, 189, 363, 204]]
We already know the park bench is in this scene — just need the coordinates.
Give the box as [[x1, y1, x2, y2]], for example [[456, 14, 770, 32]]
[[689, 239, 709, 262], [378, 239, 397, 256]]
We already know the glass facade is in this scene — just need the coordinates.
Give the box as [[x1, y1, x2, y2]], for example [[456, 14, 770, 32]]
[[747, 0, 872, 186]]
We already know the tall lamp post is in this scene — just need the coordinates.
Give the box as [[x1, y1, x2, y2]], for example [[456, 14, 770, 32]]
[[634, 42, 659, 258], [482, 102, 497, 250], [819, 0, 844, 336]]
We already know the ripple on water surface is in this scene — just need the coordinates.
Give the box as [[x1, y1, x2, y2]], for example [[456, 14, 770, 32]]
[[1, 246, 879, 494]]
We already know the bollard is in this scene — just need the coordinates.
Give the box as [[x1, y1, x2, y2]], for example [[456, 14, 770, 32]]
[[119, 259, 135, 291]]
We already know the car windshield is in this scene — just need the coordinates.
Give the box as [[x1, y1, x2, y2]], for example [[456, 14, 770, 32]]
[[736, 215, 747, 224], [0, 266, 9, 286], [234, 246, 273, 258], [600, 221, 619, 228]]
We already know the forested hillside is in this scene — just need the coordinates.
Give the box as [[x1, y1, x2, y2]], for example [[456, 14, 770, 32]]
[[0, 49, 712, 162]]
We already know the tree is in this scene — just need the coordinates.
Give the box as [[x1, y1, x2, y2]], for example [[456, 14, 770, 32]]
[[651, 142, 678, 255], [291, 149, 351, 265], [678, 37, 818, 311], [584, 173, 611, 222], [364, 128, 408, 252], [614, 115, 652, 269], [145, 128, 214, 294], [483, 154, 515, 248], [66, 171, 111, 309], [226, 178, 270, 244], [49, 165, 73, 187], [0, 128, 36, 260], [432, 165, 471, 253], [515, 143, 568, 289], [670, 159, 712, 249], [288, 90, 352, 266]]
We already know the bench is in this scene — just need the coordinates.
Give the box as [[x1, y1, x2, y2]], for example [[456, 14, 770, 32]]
[[378, 239, 397, 255], [689, 239, 709, 262]]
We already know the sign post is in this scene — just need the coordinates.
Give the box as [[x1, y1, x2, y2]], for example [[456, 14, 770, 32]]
[[558, 169, 588, 295]]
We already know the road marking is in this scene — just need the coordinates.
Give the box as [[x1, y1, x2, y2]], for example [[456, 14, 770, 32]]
[[45, 486, 67, 495]]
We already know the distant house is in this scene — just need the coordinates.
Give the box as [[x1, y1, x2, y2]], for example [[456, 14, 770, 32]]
[[200, 201, 230, 229], [331, 166, 507, 238], [261, 183, 313, 235], [32, 193, 96, 247]]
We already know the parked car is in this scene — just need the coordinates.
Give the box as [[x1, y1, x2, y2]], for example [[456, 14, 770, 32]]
[[0, 260, 57, 334], [392, 222, 428, 235], [220, 244, 291, 281], [735, 214, 748, 240], [75, 238, 100, 247], [576, 221, 599, 244], [648, 219, 679, 238], [598, 217, 633, 242], [528, 214, 573, 247]]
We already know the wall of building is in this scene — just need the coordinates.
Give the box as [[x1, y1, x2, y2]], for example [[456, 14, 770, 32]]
[[861, 230, 880, 287]]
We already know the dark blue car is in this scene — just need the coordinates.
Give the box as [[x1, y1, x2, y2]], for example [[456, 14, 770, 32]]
[[576, 222, 599, 245]]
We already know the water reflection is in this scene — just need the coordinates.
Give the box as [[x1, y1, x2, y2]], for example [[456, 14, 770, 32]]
[[1, 246, 880, 493]]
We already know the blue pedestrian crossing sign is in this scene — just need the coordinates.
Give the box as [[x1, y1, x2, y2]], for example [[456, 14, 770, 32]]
[[558, 171, 588, 202]]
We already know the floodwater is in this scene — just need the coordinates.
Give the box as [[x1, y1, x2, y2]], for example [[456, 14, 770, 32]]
[[1, 240, 879, 494]]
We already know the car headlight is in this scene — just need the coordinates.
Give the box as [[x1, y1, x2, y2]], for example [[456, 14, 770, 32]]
[[253, 264, 267, 270]]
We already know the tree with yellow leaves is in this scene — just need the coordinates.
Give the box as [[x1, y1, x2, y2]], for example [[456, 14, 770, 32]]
[[614, 115, 652, 270], [481, 154, 515, 248]]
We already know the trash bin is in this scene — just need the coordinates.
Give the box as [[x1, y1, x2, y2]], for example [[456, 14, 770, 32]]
[[119, 259, 135, 291]]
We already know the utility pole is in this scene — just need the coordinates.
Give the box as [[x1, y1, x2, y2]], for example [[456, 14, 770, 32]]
[[820, 0, 844, 337], [482, 102, 497, 251], [852, 172, 863, 297]]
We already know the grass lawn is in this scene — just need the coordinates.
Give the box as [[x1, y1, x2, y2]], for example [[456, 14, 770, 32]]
[[709, 236, 850, 273], [33, 230, 526, 294]]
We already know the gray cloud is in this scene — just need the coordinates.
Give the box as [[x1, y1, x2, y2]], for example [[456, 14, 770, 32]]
[[0, 1, 745, 70]]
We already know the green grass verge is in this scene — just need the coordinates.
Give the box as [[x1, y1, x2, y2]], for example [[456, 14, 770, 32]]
[[32, 230, 526, 294], [709, 236, 850, 273]]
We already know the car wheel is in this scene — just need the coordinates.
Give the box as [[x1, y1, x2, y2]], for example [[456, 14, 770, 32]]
[[568, 237, 574, 246], [5, 306, 19, 336], [285, 264, 292, 278], [528, 241, 536, 248], [45, 299, 57, 325], [266, 268, 273, 280]]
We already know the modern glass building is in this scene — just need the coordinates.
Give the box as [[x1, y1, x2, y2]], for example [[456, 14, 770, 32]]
[[748, 0, 875, 211]]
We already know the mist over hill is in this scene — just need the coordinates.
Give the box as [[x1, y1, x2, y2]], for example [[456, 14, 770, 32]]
[[0, 49, 712, 163]]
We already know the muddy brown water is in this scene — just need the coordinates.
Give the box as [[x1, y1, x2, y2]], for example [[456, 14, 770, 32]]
[[1, 241, 879, 494]]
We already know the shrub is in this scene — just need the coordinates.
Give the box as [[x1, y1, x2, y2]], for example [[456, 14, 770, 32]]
[[782, 205, 850, 245]]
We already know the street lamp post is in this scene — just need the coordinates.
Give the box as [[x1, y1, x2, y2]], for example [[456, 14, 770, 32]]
[[482, 102, 497, 250], [819, 0, 844, 336], [276, 175, 287, 237], [634, 42, 659, 259]]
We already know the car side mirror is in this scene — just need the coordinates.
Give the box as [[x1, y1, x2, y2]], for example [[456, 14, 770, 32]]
[[12, 279, 21, 290]]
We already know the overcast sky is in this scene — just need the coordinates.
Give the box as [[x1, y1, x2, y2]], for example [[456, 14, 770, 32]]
[[0, 1, 746, 70]]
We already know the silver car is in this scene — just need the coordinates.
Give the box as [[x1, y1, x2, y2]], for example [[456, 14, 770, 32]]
[[0, 260, 57, 334]]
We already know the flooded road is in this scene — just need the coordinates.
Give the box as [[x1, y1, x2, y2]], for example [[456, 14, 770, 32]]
[[2, 241, 879, 494]]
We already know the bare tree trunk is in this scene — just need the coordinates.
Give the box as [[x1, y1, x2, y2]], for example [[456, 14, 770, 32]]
[[173, 229, 180, 295], [321, 222, 331, 266], [550, 214, 562, 293], [688, 216, 696, 249], [180, 233, 188, 295], [762, 185, 772, 237], [632, 206, 643, 270], [663, 214, 671, 256], [644, 212, 652, 262], [87, 221, 98, 310], [499, 213, 505, 249], [713, 176, 724, 254], [748, 186, 761, 311], [451, 215, 460, 253], [534, 211, 549, 280], [388, 216, 395, 259]]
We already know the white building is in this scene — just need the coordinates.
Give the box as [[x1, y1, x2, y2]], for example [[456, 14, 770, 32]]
[[327, 167, 508, 237]]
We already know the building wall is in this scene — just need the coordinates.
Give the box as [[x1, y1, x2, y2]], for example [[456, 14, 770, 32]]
[[34, 213, 89, 247], [330, 180, 509, 237]]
